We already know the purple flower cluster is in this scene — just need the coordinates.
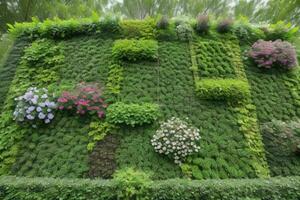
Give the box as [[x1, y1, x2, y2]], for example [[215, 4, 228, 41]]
[[249, 39, 298, 69], [13, 87, 57, 126]]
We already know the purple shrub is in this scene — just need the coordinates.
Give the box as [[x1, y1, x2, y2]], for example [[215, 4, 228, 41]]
[[195, 15, 210, 34], [217, 19, 233, 33], [249, 39, 298, 69]]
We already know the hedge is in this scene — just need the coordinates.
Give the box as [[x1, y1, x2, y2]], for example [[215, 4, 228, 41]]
[[195, 78, 250, 100], [106, 102, 160, 127], [0, 176, 299, 200], [112, 39, 158, 62]]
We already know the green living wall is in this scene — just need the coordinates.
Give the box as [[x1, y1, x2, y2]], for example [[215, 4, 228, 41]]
[[0, 16, 299, 199]]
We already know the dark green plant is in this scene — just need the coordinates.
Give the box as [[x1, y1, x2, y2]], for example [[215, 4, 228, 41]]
[[195, 79, 250, 100], [106, 102, 160, 127], [112, 39, 158, 62]]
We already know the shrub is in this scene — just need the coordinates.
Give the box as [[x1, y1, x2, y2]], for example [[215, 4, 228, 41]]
[[195, 15, 210, 34], [195, 79, 250, 100], [57, 82, 107, 119], [231, 17, 265, 44], [120, 18, 156, 39], [113, 168, 152, 199], [13, 87, 57, 126], [217, 19, 234, 33], [8, 15, 121, 39], [248, 39, 298, 69], [21, 39, 64, 68], [151, 117, 201, 164], [157, 16, 169, 29], [1, 176, 300, 200], [176, 23, 193, 41], [266, 21, 299, 41], [112, 39, 158, 62], [106, 102, 160, 127]]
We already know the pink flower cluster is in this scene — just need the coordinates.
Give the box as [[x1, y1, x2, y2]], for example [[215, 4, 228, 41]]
[[249, 39, 298, 69], [57, 84, 107, 118]]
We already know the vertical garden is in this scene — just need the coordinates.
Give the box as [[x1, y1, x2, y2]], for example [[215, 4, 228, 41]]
[[0, 15, 299, 199]]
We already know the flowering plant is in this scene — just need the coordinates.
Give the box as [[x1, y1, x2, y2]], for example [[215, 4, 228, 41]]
[[151, 117, 201, 164], [13, 87, 57, 125], [57, 83, 107, 118], [248, 39, 298, 69]]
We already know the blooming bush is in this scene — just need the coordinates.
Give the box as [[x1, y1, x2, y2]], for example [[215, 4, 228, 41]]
[[151, 117, 201, 164], [13, 87, 57, 125], [176, 23, 193, 41], [248, 39, 298, 69], [57, 83, 107, 118]]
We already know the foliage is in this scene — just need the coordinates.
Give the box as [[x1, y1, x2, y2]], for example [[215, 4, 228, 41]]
[[57, 83, 107, 119], [157, 16, 169, 29], [106, 102, 160, 127], [217, 19, 234, 33], [8, 15, 121, 39], [195, 15, 210, 34], [13, 87, 57, 126], [120, 18, 156, 39], [176, 23, 193, 41], [21, 39, 64, 68], [87, 121, 116, 151], [192, 39, 243, 78], [0, 35, 14, 67], [106, 64, 123, 98], [1, 176, 300, 200], [112, 39, 158, 62], [116, 126, 183, 180], [248, 39, 298, 69], [113, 168, 152, 199], [11, 115, 90, 178], [151, 117, 201, 164], [261, 120, 300, 176], [195, 79, 250, 101], [231, 19, 265, 45], [265, 21, 299, 41], [0, 39, 28, 110]]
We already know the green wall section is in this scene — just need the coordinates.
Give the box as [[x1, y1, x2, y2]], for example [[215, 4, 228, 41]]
[[0, 22, 299, 181]]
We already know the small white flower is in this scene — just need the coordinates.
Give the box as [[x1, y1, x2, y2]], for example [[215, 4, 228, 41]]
[[47, 113, 54, 120], [36, 107, 42, 112]]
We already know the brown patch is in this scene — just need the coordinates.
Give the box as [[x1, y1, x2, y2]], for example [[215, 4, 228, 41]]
[[88, 134, 119, 179]]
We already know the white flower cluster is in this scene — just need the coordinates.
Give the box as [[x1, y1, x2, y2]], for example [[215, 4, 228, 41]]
[[13, 87, 57, 125], [151, 117, 201, 164]]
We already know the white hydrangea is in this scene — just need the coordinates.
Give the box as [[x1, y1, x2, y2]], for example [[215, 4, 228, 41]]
[[151, 117, 201, 164], [13, 87, 57, 126]]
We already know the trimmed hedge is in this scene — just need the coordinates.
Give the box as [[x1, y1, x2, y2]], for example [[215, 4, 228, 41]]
[[112, 39, 158, 62], [106, 102, 160, 127], [0, 176, 300, 200], [195, 78, 250, 100]]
